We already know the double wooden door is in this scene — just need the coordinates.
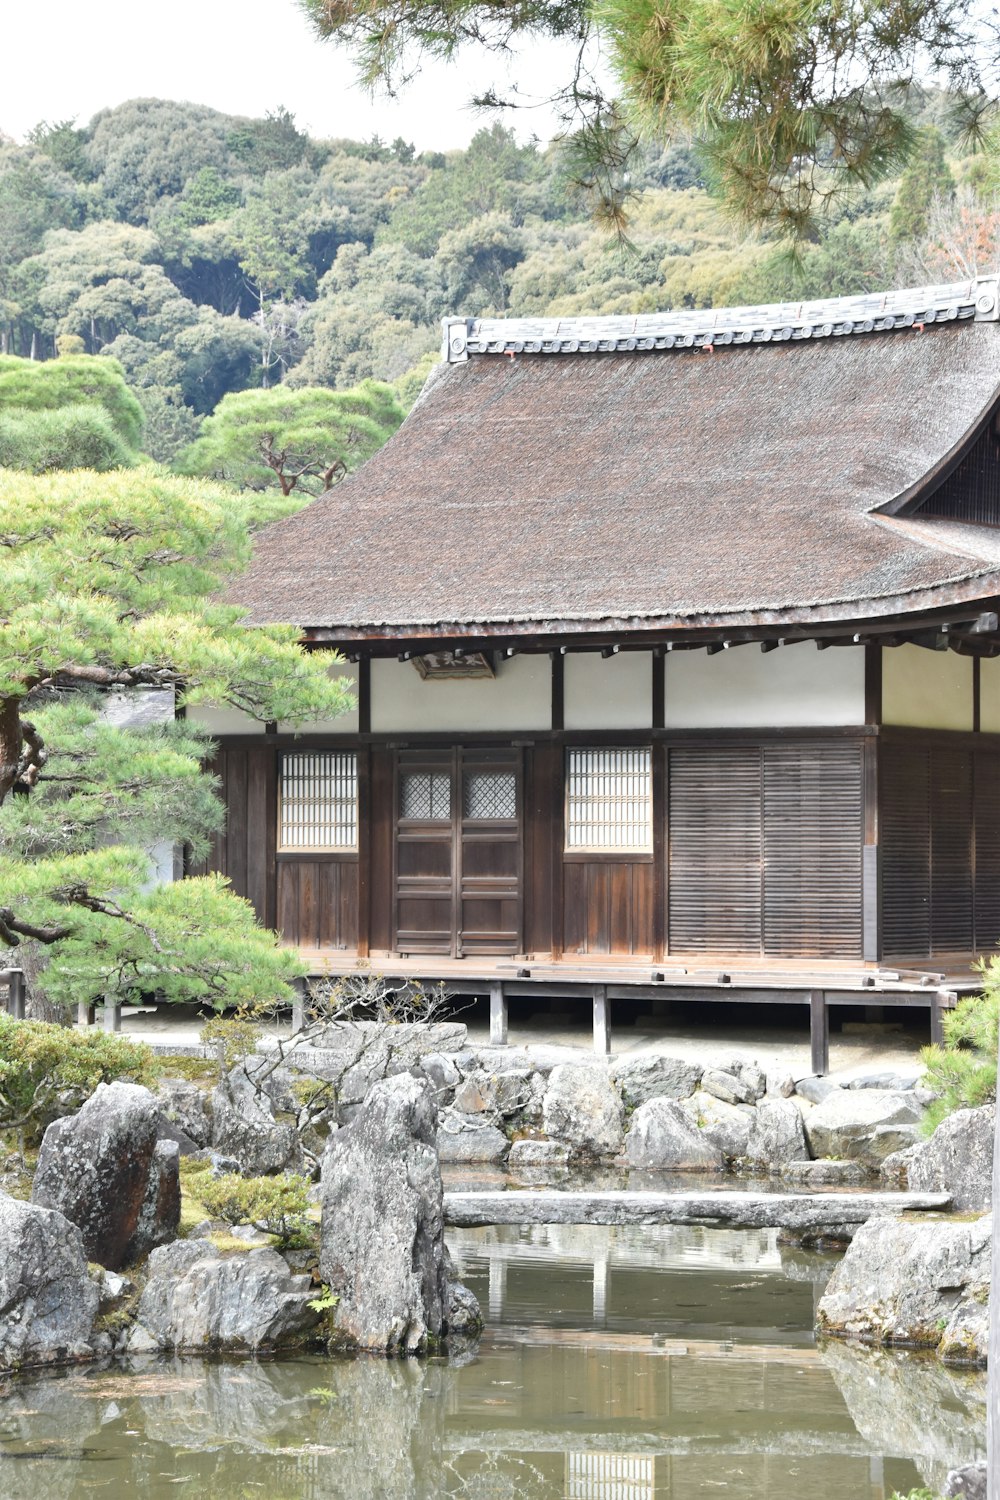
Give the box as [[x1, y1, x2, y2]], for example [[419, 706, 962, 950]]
[[393, 747, 522, 957]]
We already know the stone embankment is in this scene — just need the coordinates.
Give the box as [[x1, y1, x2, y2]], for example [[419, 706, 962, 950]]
[[263, 1023, 937, 1176]]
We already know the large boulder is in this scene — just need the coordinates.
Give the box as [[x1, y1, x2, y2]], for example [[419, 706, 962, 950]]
[[319, 1074, 451, 1352], [542, 1064, 625, 1159], [0, 1192, 98, 1371], [156, 1078, 212, 1149], [744, 1100, 810, 1168], [817, 1212, 991, 1362], [129, 1239, 320, 1353], [946, 1464, 988, 1500], [677, 1089, 754, 1160], [804, 1088, 925, 1164], [624, 1098, 724, 1171], [211, 1063, 301, 1176], [436, 1108, 509, 1164], [31, 1081, 179, 1269], [894, 1106, 995, 1213], [609, 1055, 702, 1108]]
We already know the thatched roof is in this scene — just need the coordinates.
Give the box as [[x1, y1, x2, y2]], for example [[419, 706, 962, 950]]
[[229, 279, 1000, 641]]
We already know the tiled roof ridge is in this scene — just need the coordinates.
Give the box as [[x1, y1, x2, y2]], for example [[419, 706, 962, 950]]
[[442, 275, 1000, 362]]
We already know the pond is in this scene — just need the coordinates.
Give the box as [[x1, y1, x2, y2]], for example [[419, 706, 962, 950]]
[[0, 1224, 986, 1499]]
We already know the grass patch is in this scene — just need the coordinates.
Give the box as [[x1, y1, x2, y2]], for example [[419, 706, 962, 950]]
[[157, 1054, 219, 1085]]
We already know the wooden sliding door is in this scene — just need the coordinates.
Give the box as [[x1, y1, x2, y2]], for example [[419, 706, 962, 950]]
[[393, 747, 522, 957]]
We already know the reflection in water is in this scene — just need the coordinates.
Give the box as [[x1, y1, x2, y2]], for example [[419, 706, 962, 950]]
[[0, 1224, 985, 1499]]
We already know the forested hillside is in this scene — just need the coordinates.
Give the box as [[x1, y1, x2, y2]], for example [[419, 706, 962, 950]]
[[1, 94, 995, 465]]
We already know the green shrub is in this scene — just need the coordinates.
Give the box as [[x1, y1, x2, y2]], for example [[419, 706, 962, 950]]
[[199, 1014, 263, 1072], [921, 968, 999, 1130], [198, 1172, 312, 1249], [0, 1015, 158, 1147]]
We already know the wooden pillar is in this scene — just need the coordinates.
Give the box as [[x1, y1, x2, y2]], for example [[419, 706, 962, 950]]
[[809, 990, 829, 1076], [77, 998, 91, 1028], [593, 985, 610, 1056], [489, 981, 508, 1046], [102, 1001, 122, 1033], [988, 1021, 999, 1499], [930, 992, 946, 1047]]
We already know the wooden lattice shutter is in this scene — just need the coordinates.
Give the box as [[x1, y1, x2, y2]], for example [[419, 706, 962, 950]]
[[930, 748, 973, 954], [975, 751, 1000, 952], [881, 745, 931, 957], [668, 747, 762, 954], [762, 744, 863, 958]]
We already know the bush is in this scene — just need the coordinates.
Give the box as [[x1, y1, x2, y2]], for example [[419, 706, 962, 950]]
[[921, 967, 999, 1130], [198, 1172, 312, 1249], [0, 1015, 158, 1146]]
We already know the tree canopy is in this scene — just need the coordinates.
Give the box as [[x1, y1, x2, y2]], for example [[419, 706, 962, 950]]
[[176, 380, 404, 494], [300, 0, 999, 235], [0, 465, 352, 1013]]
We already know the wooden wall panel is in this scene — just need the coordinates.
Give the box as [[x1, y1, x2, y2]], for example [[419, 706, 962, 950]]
[[197, 746, 276, 930], [525, 744, 557, 957], [668, 746, 762, 954], [975, 751, 1000, 952], [276, 860, 359, 949], [563, 860, 654, 956], [368, 747, 394, 953], [762, 744, 863, 958]]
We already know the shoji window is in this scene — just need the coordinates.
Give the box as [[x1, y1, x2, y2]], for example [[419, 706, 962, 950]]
[[565, 748, 652, 852], [278, 751, 357, 850]]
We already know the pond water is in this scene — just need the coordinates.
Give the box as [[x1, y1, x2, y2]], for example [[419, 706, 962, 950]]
[[0, 1224, 986, 1499]]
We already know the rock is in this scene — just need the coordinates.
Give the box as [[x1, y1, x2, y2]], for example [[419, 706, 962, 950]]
[[320, 1074, 451, 1353], [609, 1055, 702, 1108], [155, 1115, 199, 1157], [737, 1061, 767, 1102], [130, 1239, 320, 1352], [542, 1064, 625, 1158], [156, 1079, 212, 1149], [308, 1019, 468, 1057], [507, 1138, 571, 1168], [210, 1065, 301, 1176], [700, 1068, 755, 1106], [31, 1081, 179, 1270], [0, 1192, 98, 1371], [796, 1076, 840, 1104], [677, 1090, 754, 1160], [804, 1088, 925, 1163], [780, 1159, 869, 1187], [903, 1106, 995, 1214], [417, 1051, 459, 1100], [94, 1268, 135, 1313], [767, 1071, 797, 1099], [938, 1298, 990, 1365], [846, 1069, 922, 1090], [817, 1212, 991, 1360], [447, 1278, 483, 1335], [945, 1464, 988, 1500], [452, 1068, 534, 1118], [436, 1109, 509, 1163], [743, 1099, 809, 1167], [624, 1098, 724, 1171]]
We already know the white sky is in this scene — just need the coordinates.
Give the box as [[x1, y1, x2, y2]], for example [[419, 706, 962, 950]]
[[1, 0, 594, 150]]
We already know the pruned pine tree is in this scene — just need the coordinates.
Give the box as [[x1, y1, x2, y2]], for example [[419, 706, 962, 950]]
[[0, 466, 353, 1018], [300, 0, 1000, 237]]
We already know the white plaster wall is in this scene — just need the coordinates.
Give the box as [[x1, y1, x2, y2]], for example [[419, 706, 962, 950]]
[[882, 644, 974, 731], [186, 704, 264, 734], [371, 654, 551, 733], [188, 663, 359, 735], [564, 651, 652, 730], [278, 661, 359, 735], [664, 642, 866, 728], [981, 656, 1000, 734]]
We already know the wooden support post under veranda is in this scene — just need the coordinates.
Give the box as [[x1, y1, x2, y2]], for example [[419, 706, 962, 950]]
[[989, 1039, 998, 1500]]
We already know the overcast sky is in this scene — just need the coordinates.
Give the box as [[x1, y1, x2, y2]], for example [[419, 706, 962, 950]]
[[2, 0, 594, 149]]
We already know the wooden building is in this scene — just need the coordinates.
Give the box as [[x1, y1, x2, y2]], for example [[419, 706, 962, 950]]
[[194, 277, 1000, 1058]]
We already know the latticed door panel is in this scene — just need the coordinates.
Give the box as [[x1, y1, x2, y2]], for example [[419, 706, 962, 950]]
[[459, 749, 522, 956], [668, 746, 762, 954], [393, 748, 522, 957]]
